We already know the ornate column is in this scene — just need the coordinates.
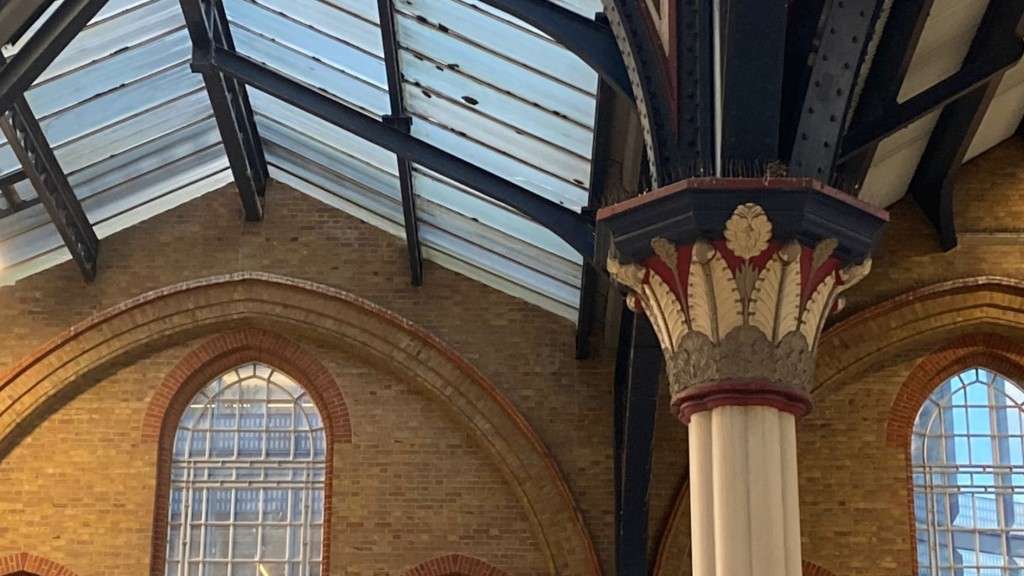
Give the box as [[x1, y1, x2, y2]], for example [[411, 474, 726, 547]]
[[598, 178, 887, 576]]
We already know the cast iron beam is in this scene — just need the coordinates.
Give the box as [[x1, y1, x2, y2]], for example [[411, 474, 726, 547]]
[[718, 0, 789, 164], [0, 97, 98, 280], [602, 1, 716, 185], [840, 0, 1024, 163], [0, 180, 20, 209], [903, 0, 1024, 250], [0, 169, 35, 216], [910, 80, 999, 251], [378, 0, 423, 286], [840, 54, 1022, 162], [789, 0, 886, 181], [0, 0, 109, 112], [180, 0, 267, 221], [839, 0, 934, 192], [0, 0, 58, 48], [0, 169, 25, 188], [477, 0, 632, 100], [780, 0, 828, 162], [614, 306, 661, 576], [194, 46, 596, 258], [575, 72, 617, 359]]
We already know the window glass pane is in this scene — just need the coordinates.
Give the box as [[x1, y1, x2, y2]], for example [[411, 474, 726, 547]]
[[204, 526, 230, 558], [264, 490, 288, 523], [235, 489, 260, 522], [190, 431, 209, 458], [167, 527, 181, 560], [205, 565, 228, 576], [262, 526, 288, 559], [166, 363, 326, 576], [913, 367, 1024, 575], [211, 432, 236, 458], [233, 526, 259, 559]]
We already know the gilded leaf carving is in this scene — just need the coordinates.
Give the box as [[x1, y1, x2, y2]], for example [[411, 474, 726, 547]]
[[734, 262, 758, 305], [799, 273, 836, 346], [776, 244, 802, 342], [651, 237, 678, 275], [724, 203, 772, 259], [644, 272, 688, 351], [838, 257, 872, 292], [606, 255, 646, 293], [811, 238, 838, 272], [687, 242, 715, 339], [709, 251, 742, 341], [749, 255, 781, 338]]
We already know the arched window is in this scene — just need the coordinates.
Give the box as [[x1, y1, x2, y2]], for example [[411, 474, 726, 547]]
[[166, 362, 326, 576], [913, 367, 1024, 575]]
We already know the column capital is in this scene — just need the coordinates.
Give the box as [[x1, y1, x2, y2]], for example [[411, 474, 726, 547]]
[[598, 178, 888, 422]]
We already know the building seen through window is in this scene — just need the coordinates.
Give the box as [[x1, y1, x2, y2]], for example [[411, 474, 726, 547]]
[[913, 367, 1024, 576], [166, 362, 326, 576]]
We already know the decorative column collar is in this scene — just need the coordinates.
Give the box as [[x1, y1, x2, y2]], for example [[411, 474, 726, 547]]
[[598, 178, 888, 422]]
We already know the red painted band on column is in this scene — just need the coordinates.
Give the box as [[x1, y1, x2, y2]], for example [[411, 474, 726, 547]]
[[672, 380, 813, 423]]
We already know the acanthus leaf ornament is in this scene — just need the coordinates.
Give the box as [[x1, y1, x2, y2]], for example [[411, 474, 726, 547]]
[[775, 242, 803, 342], [724, 203, 772, 259], [687, 241, 715, 340], [811, 238, 839, 272], [606, 203, 873, 411], [708, 251, 742, 341], [605, 254, 646, 294], [644, 272, 688, 352], [749, 255, 782, 338], [799, 273, 835, 347]]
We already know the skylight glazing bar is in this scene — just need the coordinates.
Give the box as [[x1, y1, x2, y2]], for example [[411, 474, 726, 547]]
[[180, 0, 268, 221], [474, 0, 632, 99], [378, 0, 423, 286], [0, 0, 110, 112], [0, 0, 58, 49], [195, 46, 597, 258], [0, 95, 98, 280]]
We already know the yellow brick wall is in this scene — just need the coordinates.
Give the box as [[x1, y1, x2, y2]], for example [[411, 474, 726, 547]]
[[0, 181, 625, 575], [6, 138, 1024, 576]]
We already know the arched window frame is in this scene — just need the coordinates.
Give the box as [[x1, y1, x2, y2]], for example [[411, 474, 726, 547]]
[[888, 335, 1024, 575], [146, 330, 352, 576], [911, 366, 1024, 575]]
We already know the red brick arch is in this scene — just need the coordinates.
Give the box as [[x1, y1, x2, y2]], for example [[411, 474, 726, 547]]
[[401, 554, 510, 576], [0, 272, 599, 576], [145, 328, 352, 576], [887, 333, 1024, 575], [886, 333, 1024, 450], [0, 553, 76, 576], [141, 328, 352, 444]]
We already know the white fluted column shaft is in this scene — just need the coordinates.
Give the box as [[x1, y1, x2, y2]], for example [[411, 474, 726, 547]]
[[688, 405, 802, 576]]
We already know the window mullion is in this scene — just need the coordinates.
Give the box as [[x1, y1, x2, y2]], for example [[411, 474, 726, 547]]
[[167, 363, 326, 576]]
